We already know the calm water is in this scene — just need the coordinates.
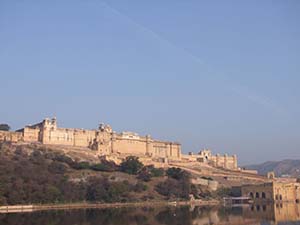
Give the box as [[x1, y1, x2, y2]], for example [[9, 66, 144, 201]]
[[1, 204, 300, 225]]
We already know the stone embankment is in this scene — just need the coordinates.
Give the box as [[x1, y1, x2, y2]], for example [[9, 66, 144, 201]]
[[171, 163, 267, 183], [0, 200, 220, 214]]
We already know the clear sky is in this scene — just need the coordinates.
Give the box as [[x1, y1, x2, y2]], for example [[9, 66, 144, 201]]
[[1, 1, 299, 165]]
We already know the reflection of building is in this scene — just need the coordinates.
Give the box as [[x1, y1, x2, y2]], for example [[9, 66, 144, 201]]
[[241, 181, 300, 203], [182, 149, 238, 170], [243, 203, 300, 223], [192, 204, 300, 225]]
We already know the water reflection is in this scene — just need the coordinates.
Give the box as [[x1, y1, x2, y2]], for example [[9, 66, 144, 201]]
[[0, 204, 300, 225]]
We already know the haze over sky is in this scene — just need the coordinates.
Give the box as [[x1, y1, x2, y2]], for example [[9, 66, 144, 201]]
[[1, 1, 300, 165]]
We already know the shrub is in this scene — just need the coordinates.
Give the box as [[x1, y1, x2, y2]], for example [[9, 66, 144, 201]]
[[156, 177, 191, 200], [156, 179, 178, 197], [137, 168, 152, 182], [71, 161, 91, 170], [144, 165, 164, 176], [156, 168, 191, 200], [134, 181, 148, 192], [166, 167, 186, 180], [48, 161, 67, 174], [150, 167, 164, 177], [120, 156, 143, 175], [52, 153, 74, 165], [86, 177, 131, 203], [91, 159, 118, 172]]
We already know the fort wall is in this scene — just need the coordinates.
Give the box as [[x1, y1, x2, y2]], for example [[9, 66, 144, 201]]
[[0, 130, 23, 142], [0, 118, 237, 170], [8, 118, 182, 161], [182, 149, 238, 170]]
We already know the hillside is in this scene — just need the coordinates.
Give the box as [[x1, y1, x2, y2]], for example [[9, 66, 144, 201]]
[[0, 142, 218, 205], [245, 159, 300, 177]]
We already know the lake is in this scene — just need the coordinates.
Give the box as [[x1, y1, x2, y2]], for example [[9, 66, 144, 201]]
[[1, 203, 300, 225]]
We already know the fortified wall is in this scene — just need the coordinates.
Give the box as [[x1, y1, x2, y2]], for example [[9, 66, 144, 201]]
[[0, 117, 239, 170], [13, 118, 181, 161], [182, 149, 238, 170], [0, 130, 23, 142]]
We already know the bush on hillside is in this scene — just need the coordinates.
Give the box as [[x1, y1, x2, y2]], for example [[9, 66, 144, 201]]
[[156, 168, 191, 200], [166, 167, 187, 180], [137, 167, 152, 182], [86, 177, 132, 203], [144, 165, 164, 177], [120, 156, 143, 175], [71, 161, 91, 170], [91, 159, 119, 172], [137, 165, 165, 182]]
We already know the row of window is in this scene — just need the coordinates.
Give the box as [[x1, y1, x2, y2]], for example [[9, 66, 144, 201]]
[[249, 192, 267, 199], [249, 192, 284, 201], [250, 205, 267, 212]]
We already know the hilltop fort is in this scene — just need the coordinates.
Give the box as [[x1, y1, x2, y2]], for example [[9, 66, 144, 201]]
[[0, 117, 238, 170], [1, 118, 300, 207]]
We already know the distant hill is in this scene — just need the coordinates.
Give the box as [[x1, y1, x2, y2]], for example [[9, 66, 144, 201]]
[[245, 159, 300, 178]]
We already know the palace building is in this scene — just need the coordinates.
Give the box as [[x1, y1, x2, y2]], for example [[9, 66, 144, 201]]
[[0, 117, 238, 170], [13, 117, 182, 161]]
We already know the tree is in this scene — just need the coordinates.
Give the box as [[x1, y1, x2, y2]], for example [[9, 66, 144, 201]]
[[157, 167, 191, 200], [0, 124, 10, 131], [120, 156, 143, 175], [137, 165, 164, 182], [166, 167, 186, 180], [137, 167, 152, 182], [91, 159, 119, 172]]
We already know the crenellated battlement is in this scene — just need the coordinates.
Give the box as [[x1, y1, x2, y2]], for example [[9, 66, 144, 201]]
[[182, 149, 238, 170]]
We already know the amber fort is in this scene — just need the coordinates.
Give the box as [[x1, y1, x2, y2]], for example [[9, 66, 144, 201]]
[[1, 117, 300, 205], [0, 117, 238, 170]]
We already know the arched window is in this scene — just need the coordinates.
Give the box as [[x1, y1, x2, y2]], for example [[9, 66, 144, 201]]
[[256, 205, 260, 211], [249, 192, 254, 199], [256, 192, 260, 198], [262, 192, 266, 199], [279, 195, 282, 201]]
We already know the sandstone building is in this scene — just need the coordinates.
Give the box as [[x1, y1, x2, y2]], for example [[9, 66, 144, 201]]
[[0, 117, 238, 170], [182, 149, 238, 170], [241, 181, 300, 203], [13, 118, 181, 161]]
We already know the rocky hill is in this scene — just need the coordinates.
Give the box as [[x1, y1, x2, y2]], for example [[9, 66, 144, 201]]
[[0, 142, 215, 205], [245, 159, 300, 177]]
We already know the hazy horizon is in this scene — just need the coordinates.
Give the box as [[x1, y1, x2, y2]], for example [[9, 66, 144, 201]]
[[1, 1, 300, 165]]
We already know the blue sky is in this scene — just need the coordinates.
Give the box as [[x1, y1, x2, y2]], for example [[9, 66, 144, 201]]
[[1, 1, 299, 165]]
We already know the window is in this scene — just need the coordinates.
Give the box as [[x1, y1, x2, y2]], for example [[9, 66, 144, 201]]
[[262, 192, 266, 199], [256, 192, 260, 198], [249, 192, 254, 199]]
